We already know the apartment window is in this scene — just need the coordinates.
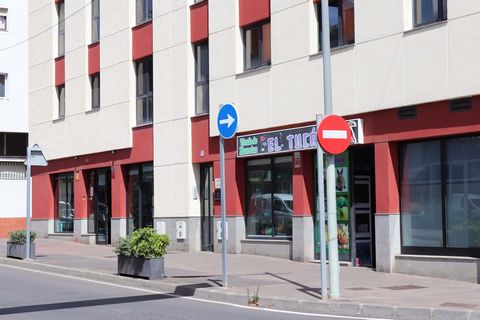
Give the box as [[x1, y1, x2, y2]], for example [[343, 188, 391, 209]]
[[246, 156, 293, 238], [135, 57, 153, 125], [0, 9, 7, 31], [57, 1, 65, 56], [414, 0, 447, 27], [57, 85, 65, 119], [195, 42, 209, 115], [0, 74, 5, 97], [54, 173, 75, 233], [243, 20, 271, 71], [91, 73, 100, 110], [318, 0, 355, 51], [127, 163, 154, 234], [401, 136, 480, 257], [0, 132, 28, 157], [136, 0, 152, 25], [91, 0, 100, 42]]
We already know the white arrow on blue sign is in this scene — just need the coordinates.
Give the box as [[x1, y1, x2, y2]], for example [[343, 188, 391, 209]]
[[217, 103, 239, 139]]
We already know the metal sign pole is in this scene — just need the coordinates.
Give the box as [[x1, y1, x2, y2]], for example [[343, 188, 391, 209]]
[[219, 136, 228, 288], [321, 0, 340, 298], [25, 147, 31, 261], [316, 115, 328, 299]]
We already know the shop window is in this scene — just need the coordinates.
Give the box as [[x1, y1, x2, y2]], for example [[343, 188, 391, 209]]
[[57, 85, 65, 119], [195, 42, 209, 115], [246, 156, 293, 238], [91, 73, 100, 110], [136, 0, 152, 25], [54, 173, 75, 233], [413, 0, 447, 27], [127, 163, 154, 234], [91, 0, 100, 43], [57, 1, 65, 56], [135, 56, 153, 125], [401, 135, 480, 256], [0, 73, 5, 97], [317, 0, 355, 51], [243, 20, 271, 71]]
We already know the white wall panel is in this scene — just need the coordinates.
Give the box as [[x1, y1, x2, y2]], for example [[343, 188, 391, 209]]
[[355, 0, 404, 43], [209, 0, 236, 34], [209, 27, 237, 81], [0, 180, 26, 218]]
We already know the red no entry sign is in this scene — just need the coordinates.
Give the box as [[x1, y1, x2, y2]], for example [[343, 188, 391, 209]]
[[317, 115, 352, 155]]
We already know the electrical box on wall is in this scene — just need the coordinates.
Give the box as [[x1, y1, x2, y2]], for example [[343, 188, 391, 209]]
[[214, 189, 221, 201], [176, 221, 187, 240], [216, 220, 228, 240]]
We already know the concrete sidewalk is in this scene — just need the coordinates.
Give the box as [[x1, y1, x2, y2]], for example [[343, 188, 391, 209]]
[[1, 238, 480, 320]]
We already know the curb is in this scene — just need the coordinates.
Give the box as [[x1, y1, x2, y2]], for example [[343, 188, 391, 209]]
[[0, 258, 478, 320]]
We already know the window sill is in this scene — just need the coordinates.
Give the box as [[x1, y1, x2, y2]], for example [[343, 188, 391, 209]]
[[133, 122, 153, 129], [242, 238, 292, 243], [404, 20, 447, 35], [52, 117, 65, 123], [192, 112, 209, 118], [310, 43, 355, 60], [89, 40, 100, 47], [86, 107, 100, 114], [236, 64, 271, 79], [134, 19, 152, 29]]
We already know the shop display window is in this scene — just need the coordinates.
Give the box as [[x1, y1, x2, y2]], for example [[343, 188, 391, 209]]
[[54, 173, 74, 233], [127, 163, 154, 234]]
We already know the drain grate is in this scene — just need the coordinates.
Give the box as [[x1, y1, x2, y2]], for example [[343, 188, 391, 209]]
[[381, 285, 426, 291], [346, 287, 372, 291], [440, 302, 478, 309]]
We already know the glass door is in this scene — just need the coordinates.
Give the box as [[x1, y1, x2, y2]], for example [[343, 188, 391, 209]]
[[200, 164, 214, 251], [88, 168, 112, 245], [352, 176, 372, 267]]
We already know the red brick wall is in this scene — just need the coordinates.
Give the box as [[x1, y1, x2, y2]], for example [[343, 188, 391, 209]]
[[0, 218, 26, 238]]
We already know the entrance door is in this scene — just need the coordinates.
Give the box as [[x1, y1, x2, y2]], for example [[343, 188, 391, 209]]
[[352, 176, 373, 267], [88, 168, 112, 245], [200, 164, 214, 251]]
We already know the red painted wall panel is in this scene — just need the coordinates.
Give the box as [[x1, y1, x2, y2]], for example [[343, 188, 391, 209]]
[[88, 42, 100, 75], [239, 0, 270, 27], [132, 21, 153, 61], [190, 0, 208, 43], [32, 126, 153, 221], [55, 56, 65, 86], [292, 151, 314, 216], [374, 142, 400, 214]]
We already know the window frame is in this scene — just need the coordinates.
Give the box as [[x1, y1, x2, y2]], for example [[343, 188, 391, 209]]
[[0, 73, 6, 98], [57, 1, 65, 57], [135, 56, 153, 125], [57, 85, 65, 119], [0, 11, 7, 32], [317, 0, 355, 52], [245, 156, 293, 240], [90, 73, 100, 110], [136, 0, 153, 25], [400, 134, 480, 258], [194, 41, 209, 115], [54, 172, 75, 233], [91, 0, 100, 43], [413, 0, 447, 28], [243, 19, 271, 71]]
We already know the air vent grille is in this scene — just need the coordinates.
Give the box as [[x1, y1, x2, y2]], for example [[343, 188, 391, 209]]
[[398, 106, 417, 120], [450, 98, 471, 113]]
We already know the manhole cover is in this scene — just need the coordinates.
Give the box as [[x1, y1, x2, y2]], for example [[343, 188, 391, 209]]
[[381, 285, 426, 291]]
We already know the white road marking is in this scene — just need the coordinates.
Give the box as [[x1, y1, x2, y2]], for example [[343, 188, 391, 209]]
[[0, 263, 390, 320], [322, 130, 347, 139]]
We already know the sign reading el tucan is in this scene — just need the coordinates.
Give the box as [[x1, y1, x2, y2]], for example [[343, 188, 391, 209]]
[[236, 119, 364, 157]]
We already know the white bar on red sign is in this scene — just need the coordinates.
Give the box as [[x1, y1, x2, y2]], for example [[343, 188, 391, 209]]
[[322, 130, 347, 139]]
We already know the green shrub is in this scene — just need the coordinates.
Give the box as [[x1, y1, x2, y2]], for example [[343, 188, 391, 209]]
[[114, 228, 170, 259], [9, 230, 36, 245]]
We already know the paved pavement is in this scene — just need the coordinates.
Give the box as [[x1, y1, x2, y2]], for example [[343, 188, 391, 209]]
[[1, 238, 480, 319], [0, 264, 352, 320]]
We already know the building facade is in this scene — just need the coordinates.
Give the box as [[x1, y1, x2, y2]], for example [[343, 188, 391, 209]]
[[0, 0, 28, 238], [29, 0, 480, 282]]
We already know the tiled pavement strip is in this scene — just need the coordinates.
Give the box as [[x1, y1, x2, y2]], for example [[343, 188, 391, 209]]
[[1, 238, 480, 319]]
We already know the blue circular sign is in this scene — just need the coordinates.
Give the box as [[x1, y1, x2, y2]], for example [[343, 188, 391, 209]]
[[217, 103, 239, 139]]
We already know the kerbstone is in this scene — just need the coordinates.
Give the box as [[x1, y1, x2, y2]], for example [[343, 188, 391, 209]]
[[433, 309, 469, 320], [396, 306, 432, 320]]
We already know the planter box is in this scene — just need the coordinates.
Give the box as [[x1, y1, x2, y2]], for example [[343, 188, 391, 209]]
[[117, 255, 165, 280], [6, 242, 35, 259]]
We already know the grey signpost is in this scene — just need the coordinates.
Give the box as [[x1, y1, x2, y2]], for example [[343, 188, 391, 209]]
[[217, 103, 239, 288], [25, 144, 48, 261], [321, 0, 340, 298]]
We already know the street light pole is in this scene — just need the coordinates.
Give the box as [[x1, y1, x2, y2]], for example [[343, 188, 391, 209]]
[[321, 0, 340, 298], [25, 147, 32, 261]]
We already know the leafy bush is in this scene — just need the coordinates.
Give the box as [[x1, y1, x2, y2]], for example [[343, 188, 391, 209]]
[[114, 228, 170, 259], [9, 230, 36, 245]]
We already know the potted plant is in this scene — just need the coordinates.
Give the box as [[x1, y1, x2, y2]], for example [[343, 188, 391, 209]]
[[115, 227, 170, 280], [7, 230, 36, 259]]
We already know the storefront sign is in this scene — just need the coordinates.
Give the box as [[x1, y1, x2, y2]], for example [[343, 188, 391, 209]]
[[237, 119, 363, 157]]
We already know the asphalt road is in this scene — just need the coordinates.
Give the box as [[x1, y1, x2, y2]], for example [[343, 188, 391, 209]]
[[0, 264, 377, 320]]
